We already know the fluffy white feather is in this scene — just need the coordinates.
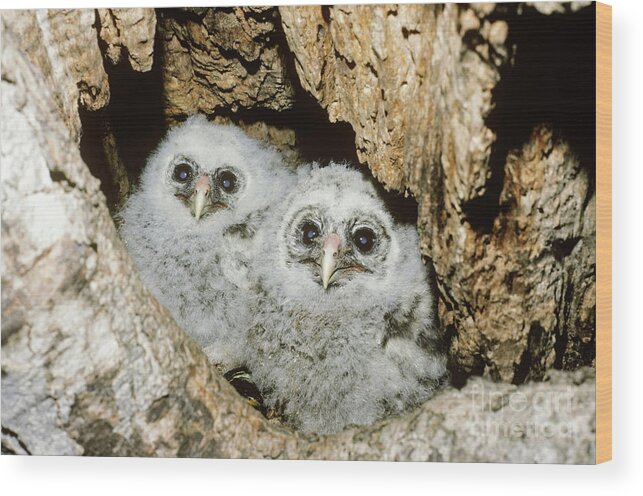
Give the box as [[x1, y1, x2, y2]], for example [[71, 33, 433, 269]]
[[119, 115, 295, 368], [246, 163, 447, 434]]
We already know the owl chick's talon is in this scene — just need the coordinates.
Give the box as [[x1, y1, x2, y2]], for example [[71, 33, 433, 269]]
[[223, 367, 267, 416]]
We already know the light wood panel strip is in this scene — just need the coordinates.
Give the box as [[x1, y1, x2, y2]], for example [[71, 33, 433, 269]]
[[595, 1, 612, 465]]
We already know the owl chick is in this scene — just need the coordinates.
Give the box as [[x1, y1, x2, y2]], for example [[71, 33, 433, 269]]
[[247, 163, 447, 435], [119, 115, 294, 369]]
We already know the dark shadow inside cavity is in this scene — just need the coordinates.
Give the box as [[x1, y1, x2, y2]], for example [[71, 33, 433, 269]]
[[100, 58, 166, 183], [80, 19, 165, 214], [462, 3, 597, 233]]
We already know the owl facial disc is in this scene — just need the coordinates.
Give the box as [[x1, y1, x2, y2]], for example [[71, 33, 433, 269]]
[[172, 162, 231, 221]]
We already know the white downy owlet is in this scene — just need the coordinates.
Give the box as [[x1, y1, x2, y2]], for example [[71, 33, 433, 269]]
[[246, 163, 447, 434], [119, 115, 295, 370]]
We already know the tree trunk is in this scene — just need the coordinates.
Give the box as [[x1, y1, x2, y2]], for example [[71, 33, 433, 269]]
[[1, 4, 596, 462]]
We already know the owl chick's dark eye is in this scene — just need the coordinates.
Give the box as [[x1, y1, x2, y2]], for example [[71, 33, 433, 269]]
[[219, 170, 237, 193], [173, 163, 193, 183], [301, 222, 320, 246], [352, 227, 376, 253]]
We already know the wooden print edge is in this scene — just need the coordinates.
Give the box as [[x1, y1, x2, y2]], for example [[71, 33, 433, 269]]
[[595, 0, 612, 465]]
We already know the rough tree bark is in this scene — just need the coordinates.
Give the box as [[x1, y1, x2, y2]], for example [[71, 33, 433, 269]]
[[157, 7, 295, 117], [98, 9, 156, 73], [155, 7, 300, 162], [1, 5, 596, 462]]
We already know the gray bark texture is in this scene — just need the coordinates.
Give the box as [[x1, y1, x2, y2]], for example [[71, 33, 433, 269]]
[[1, 4, 596, 463]]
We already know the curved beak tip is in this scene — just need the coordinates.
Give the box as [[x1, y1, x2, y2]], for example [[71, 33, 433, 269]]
[[192, 176, 211, 220], [320, 233, 341, 289]]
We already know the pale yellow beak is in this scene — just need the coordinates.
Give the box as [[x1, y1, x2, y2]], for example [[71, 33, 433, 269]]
[[320, 233, 341, 289], [192, 175, 210, 220]]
